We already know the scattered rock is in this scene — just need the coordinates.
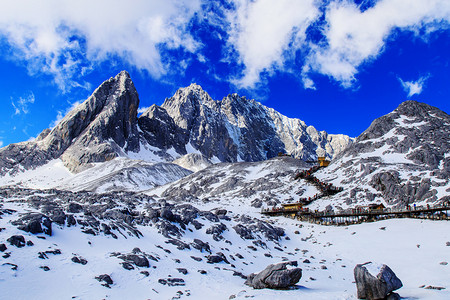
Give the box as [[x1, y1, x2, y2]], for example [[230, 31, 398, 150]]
[[177, 268, 188, 275], [424, 286, 446, 290], [245, 261, 302, 289], [0, 244, 7, 252], [95, 274, 113, 288], [40, 266, 50, 271], [3, 263, 18, 270], [26, 240, 34, 246], [158, 278, 185, 286], [190, 256, 202, 262], [198, 270, 207, 275], [354, 262, 403, 300], [121, 262, 135, 270], [71, 256, 88, 265], [191, 239, 211, 253], [7, 235, 25, 248], [13, 213, 52, 236], [207, 252, 229, 264], [439, 262, 448, 265]]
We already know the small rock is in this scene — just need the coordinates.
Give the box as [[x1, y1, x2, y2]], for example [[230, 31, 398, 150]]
[[40, 266, 50, 271], [121, 262, 135, 270], [3, 263, 18, 270], [71, 256, 88, 265], [140, 271, 150, 276], [177, 268, 188, 275], [190, 256, 202, 262], [7, 235, 25, 248], [0, 244, 7, 252], [95, 274, 113, 288], [26, 240, 34, 246], [424, 286, 445, 290], [303, 259, 311, 264], [446, 242, 450, 246], [439, 261, 448, 265], [198, 270, 207, 274]]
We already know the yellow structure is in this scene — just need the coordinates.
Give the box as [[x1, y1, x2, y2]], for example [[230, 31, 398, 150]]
[[318, 156, 330, 167], [281, 203, 303, 211]]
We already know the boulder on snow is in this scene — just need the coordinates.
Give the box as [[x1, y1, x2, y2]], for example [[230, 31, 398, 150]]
[[245, 261, 302, 289], [354, 262, 403, 300], [7, 235, 26, 248], [12, 213, 52, 236]]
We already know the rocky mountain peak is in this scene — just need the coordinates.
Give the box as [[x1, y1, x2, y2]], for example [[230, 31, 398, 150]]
[[0, 71, 141, 175]]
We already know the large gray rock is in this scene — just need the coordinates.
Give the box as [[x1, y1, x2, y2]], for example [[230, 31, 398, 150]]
[[245, 261, 302, 289], [354, 262, 403, 299]]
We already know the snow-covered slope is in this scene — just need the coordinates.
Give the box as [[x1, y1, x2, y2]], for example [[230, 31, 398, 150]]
[[148, 156, 318, 209], [0, 158, 192, 193], [172, 153, 212, 172], [1, 186, 449, 300], [313, 100, 450, 210]]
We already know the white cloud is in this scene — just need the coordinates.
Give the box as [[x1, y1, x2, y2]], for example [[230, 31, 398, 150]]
[[138, 106, 150, 114], [225, 0, 319, 88], [303, 0, 450, 87], [0, 140, 3, 148], [399, 75, 430, 97], [11, 92, 35, 115], [0, 0, 202, 91]]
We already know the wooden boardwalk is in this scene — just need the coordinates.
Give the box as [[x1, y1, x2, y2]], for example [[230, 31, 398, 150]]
[[261, 204, 450, 225]]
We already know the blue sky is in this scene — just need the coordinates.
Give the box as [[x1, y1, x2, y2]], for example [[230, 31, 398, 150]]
[[0, 0, 449, 148]]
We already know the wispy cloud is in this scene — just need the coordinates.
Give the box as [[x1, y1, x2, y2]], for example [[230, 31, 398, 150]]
[[399, 75, 430, 98], [0, 140, 3, 148], [11, 92, 35, 115]]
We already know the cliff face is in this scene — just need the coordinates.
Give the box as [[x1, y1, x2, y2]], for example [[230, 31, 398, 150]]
[[141, 83, 352, 163], [0, 71, 140, 174]]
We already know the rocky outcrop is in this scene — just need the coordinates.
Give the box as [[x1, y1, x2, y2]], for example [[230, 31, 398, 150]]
[[316, 100, 450, 208], [354, 262, 403, 299], [245, 261, 302, 289]]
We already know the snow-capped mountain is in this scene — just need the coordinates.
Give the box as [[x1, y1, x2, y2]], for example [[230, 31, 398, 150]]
[[314, 100, 450, 210], [152, 83, 352, 162], [0, 71, 351, 191]]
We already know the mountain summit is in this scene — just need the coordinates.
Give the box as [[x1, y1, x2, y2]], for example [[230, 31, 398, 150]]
[[315, 100, 450, 209], [0, 71, 352, 177], [0, 71, 140, 174]]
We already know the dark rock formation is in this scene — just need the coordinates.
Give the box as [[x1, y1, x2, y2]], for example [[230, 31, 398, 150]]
[[245, 261, 302, 289], [7, 235, 26, 248], [95, 274, 113, 288]]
